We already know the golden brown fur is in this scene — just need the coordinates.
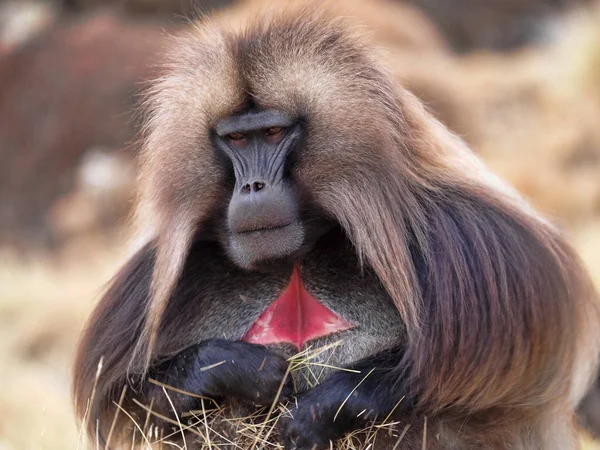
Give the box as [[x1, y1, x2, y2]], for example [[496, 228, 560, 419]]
[[73, 2, 600, 448], [227, 0, 449, 53]]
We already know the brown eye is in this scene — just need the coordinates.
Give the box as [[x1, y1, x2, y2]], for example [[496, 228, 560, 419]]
[[228, 132, 245, 141], [266, 127, 283, 136]]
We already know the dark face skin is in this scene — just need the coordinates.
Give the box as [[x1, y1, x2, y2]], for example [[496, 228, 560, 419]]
[[213, 108, 329, 270]]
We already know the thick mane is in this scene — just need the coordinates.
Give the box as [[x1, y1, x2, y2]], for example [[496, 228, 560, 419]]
[[323, 108, 599, 411]]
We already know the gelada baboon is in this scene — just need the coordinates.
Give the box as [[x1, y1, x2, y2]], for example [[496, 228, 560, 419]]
[[73, 2, 600, 449]]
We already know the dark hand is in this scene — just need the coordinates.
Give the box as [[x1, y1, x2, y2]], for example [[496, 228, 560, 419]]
[[279, 379, 374, 450], [278, 351, 409, 450], [279, 389, 341, 450], [152, 339, 293, 409]]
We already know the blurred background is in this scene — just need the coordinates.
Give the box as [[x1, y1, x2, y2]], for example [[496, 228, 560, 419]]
[[0, 0, 600, 448]]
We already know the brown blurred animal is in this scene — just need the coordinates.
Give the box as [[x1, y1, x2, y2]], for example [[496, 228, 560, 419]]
[[60, 0, 232, 16], [406, 0, 591, 51], [72, 2, 599, 449], [0, 12, 173, 248]]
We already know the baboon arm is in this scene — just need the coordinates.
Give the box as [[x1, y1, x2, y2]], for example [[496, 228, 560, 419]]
[[73, 242, 293, 443]]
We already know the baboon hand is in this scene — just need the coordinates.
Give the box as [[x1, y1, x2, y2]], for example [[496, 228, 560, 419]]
[[278, 355, 406, 450], [278, 387, 348, 450], [158, 339, 293, 407]]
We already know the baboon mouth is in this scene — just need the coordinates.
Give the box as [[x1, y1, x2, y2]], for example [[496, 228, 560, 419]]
[[237, 223, 293, 234], [227, 222, 306, 269]]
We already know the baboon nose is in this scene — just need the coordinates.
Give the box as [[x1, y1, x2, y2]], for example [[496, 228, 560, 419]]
[[241, 181, 267, 194]]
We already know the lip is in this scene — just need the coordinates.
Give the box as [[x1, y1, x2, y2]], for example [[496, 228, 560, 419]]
[[236, 222, 293, 235], [227, 221, 305, 269]]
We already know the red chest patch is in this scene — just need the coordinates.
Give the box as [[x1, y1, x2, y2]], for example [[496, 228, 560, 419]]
[[242, 266, 353, 350]]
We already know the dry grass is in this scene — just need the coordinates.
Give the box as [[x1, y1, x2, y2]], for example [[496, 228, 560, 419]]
[[0, 234, 128, 450], [77, 342, 413, 450]]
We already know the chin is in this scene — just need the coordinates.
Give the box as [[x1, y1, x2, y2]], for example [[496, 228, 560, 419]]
[[227, 222, 305, 270]]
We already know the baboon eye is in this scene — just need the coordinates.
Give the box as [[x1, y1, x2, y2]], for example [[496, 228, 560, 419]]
[[266, 127, 283, 136], [227, 132, 246, 141]]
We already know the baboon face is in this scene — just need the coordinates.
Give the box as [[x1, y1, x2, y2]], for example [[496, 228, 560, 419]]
[[212, 107, 333, 269], [143, 15, 402, 273], [191, 27, 399, 271]]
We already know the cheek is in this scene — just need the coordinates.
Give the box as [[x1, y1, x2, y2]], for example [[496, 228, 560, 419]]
[[294, 141, 379, 188], [163, 148, 228, 213], [293, 134, 341, 177]]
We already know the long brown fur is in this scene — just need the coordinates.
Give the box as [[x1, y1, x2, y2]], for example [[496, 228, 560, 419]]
[[73, 1, 600, 448]]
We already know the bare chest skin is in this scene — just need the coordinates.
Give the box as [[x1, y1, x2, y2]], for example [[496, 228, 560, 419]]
[[242, 264, 354, 349], [157, 232, 405, 383]]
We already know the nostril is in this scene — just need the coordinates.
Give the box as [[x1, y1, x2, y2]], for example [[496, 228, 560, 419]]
[[240, 181, 267, 194]]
